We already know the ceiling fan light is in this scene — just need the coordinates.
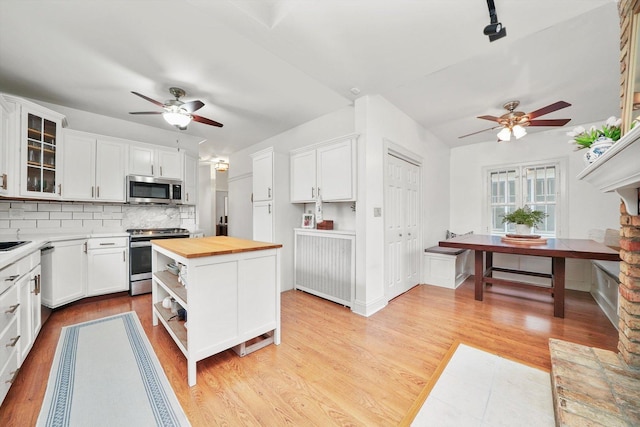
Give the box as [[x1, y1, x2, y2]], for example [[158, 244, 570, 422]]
[[512, 125, 527, 139], [497, 127, 511, 141], [163, 111, 191, 127]]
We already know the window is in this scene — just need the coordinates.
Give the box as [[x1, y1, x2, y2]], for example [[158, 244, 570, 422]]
[[487, 162, 560, 236]]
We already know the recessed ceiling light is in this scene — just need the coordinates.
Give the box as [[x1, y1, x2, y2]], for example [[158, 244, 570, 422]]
[[350, 87, 361, 96]]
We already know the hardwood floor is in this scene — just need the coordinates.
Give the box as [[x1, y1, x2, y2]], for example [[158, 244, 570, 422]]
[[0, 280, 618, 426]]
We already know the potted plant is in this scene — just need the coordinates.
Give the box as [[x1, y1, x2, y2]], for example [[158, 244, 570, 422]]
[[567, 116, 621, 164], [501, 205, 547, 235]]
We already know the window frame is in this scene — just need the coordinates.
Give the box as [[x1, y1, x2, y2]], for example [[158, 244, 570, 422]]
[[482, 158, 567, 238]]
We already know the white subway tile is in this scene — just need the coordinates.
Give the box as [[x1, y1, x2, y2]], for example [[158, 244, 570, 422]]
[[103, 205, 122, 213], [0, 212, 8, 220], [102, 219, 123, 228], [61, 219, 83, 228], [0, 202, 10, 211], [10, 219, 36, 228], [37, 220, 62, 228], [61, 204, 84, 212], [24, 211, 49, 220], [15, 202, 37, 211], [0, 220, 9, 228], [83, 219, 103, 228], [38, 203, 62, 212], [72, 212, 93, 220], [49, 212, 73, 220], [83, 205, 104, 212]]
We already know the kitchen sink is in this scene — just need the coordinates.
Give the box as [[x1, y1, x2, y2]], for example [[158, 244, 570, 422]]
[[0, 241, 31, 251]]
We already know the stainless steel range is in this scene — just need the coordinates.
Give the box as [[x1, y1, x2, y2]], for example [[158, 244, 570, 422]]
[[127, 228, 190, 295]]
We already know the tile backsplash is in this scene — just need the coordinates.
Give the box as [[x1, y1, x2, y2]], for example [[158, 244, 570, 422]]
[[0, 200, 196, 235]]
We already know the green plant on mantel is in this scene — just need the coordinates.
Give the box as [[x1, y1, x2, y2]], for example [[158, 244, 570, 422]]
[[567, 116, 622, 149], [501, 206, 547, 227]]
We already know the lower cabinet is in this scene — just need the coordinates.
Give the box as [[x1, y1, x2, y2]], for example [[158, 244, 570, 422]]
[[86, 237, 128, 296], [41, 239, 87, 308], [252, 201, 273, 243], [19, 265, 41, 363]]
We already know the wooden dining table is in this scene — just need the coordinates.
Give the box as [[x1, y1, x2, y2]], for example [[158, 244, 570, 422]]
[[439, 234, 620, 317]]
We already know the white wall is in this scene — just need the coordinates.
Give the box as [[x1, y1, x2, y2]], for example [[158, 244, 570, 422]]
[[227, 106, 355, 292], [450, 124, 620, 236], [449, 123, 621, 290], [353, 95, 450, 316], [198, 162, 214, 236]]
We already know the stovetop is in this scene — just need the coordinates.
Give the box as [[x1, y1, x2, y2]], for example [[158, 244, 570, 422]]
[[127, 228, 190, 237]]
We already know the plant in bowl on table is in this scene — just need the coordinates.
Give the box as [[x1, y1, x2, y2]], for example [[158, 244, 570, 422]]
[[567, 116, 621, 164], [501, 206, 547, 235]]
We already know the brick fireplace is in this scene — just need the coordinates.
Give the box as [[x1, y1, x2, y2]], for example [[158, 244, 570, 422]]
[[619, 202, 640, 368]]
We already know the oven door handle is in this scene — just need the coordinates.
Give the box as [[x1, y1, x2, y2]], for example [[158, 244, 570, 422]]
[[130, 241, 152, 248]]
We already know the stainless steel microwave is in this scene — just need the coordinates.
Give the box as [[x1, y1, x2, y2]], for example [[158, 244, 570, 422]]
[[126, 175, 182, 204]]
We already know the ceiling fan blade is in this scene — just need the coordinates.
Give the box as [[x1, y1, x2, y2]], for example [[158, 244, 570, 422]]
[[527, 101, 571, 119], [182, 100, 205, 113], [129, 111, 163, 115], [528, 118, 572, 127], [192, 114, 223, 127], [477, 115, 500, 122], [458, 126, 501, 138], [131, 91, 165, 108]]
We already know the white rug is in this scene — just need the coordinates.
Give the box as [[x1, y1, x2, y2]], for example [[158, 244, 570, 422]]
[[405, 342, 554, 427], [37, 312, 190, 427]]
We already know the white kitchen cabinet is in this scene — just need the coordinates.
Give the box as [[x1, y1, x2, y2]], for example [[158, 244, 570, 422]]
[[183, 153, 197, 204], [0, 96, 13, 196], [253, 201, 273, 243], [16, 252, 41, 364], [18, 101, 65, 199], [251, 148, 273, 202], [41, 239, 87, 308], [129, 143, 182, 179], [62, 131, 127, 202], [86, 237, 128, 297], [290, 134, 357, 203], [290, 150, 316, 202]]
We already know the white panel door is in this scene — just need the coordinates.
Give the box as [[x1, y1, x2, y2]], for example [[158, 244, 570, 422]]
[[252, 201, 273, 243], [61, 133, 95, 200], [386, 154, 421, 300], [252, 151, 273, 202], [290, 150, 316, 202]]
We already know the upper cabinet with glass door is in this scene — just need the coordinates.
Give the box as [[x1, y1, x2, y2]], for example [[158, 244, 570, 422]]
[[20, 103, 65, 198]]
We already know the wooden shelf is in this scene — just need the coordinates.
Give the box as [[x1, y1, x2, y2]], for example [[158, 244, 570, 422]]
[[153, 270, 187, 304], [153, 302, 187, 351]]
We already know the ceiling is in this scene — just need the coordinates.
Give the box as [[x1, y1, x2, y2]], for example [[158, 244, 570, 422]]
[[0, 0, 621, 161]]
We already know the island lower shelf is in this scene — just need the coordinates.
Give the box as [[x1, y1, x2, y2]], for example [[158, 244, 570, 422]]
[[151, 236, 282, 387]]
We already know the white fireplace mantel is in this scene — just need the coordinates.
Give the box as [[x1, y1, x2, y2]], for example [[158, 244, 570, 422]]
[[577, 124, 640, 215]]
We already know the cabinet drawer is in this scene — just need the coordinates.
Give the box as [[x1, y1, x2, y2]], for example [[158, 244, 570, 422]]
[[0, 285, 19, 336], [0, 262, 20, 296], [0, 316, 19, 377], [0, 340, 19, 406], [87, 237, 127, 250]]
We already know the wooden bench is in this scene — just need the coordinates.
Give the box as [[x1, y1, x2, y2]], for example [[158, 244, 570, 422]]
[[423, 246, 471, 289]]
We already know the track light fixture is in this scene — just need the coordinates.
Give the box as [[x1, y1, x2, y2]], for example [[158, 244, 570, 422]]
[[483, 0, 506, 42]]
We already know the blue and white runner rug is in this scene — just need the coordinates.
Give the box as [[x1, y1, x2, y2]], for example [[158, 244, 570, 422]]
[[37, 312, 191, 427]]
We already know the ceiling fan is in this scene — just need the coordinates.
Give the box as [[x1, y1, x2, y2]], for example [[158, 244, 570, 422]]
[[459, 100, 571, 141], [129, 87, 223, 130]]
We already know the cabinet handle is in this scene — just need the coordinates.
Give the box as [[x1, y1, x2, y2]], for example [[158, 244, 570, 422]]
[[83, 242, 88, 253], [4, 275, 19, 282], [318, 187, 321, 198], [37, 274, 41, 294], [151, 164, 154, 175], [5, 368, 19, 384], [268, 187, 271, 198], [4, 303, 19, 314], [99, 242, 115, 246], [1, 173, 6, 190], [311, 187, 315, 198], [268, 204, 271, 214], [5, 335, 20, 348], [58, 184, 62, 195], [160, 166, 163, 176], [97, 186, 100, 198], [92, 186, 95, 198], [123, 250, 126, 262], [186, 193, 189, 202]]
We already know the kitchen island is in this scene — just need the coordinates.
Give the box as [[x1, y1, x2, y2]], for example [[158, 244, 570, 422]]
[[151, 236, 282, 386]]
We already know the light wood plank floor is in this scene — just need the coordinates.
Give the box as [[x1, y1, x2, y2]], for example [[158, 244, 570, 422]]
[[0, 279, 618, 426]]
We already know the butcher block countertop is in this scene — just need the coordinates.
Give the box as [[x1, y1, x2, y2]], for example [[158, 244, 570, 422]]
[[151, 236, 282, 259]]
